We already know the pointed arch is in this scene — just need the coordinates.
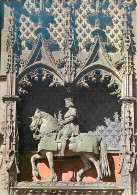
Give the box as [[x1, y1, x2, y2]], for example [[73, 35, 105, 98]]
[[16, 62, 65, 93], [74, 63, 122, 86]]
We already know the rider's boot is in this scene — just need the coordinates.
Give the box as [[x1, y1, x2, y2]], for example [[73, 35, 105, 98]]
[[60, 140, 67, 156]]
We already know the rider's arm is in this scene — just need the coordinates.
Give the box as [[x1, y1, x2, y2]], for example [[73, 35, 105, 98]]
[[61, 108, 77, 125], [62, 115, 75, 125]]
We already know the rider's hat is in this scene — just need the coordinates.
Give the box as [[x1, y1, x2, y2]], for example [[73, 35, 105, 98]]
[[65, 98, 74, 107]]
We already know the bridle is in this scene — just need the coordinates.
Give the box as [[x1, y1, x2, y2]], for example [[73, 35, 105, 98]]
[[30, 115, 42, 133]]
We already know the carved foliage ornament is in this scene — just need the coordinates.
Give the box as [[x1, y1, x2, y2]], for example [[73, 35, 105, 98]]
[[77, 69, 122, 97], [18, 68, 62, 95]]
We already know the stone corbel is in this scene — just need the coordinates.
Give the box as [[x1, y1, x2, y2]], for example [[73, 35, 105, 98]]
[[2, 95, 20, 103], [119, 96, 137, 104]]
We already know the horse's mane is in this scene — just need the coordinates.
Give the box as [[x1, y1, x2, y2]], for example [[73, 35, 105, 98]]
[[40, 111, 57, 124], [33, 109, 59, 135]]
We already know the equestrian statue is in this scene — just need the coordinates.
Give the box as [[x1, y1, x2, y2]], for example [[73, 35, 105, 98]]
[[30, 98, 111, 182]]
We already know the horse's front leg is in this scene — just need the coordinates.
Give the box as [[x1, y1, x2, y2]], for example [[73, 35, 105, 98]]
[[46, 151, 56, 182], [31, 154, 42, 178]]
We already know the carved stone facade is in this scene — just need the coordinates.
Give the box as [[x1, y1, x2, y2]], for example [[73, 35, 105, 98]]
[[0, 0, 137, 194]]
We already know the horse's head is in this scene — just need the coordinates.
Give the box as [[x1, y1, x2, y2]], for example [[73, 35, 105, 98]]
[[29, 109, 49, 132], [30, 109, 59, 136], [29, 116, 39, 132]]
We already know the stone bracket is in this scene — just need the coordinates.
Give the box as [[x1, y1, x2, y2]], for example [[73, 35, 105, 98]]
[[2, 95, 20, 102]]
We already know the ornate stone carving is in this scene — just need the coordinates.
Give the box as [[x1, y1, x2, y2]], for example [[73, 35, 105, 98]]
[[77, 69, 121, 97], [18, 68, 63, 95], [0, 99, 19, 190], [6, 5, 22, 75], [30, 106, 111, 182], [116, 3, 137, 192], [95, 112, 122, 150], [119, 101, 137, 171], [11, 181, 125, 195], [19, 0, 54, 49], [119, 97, 137, 194], [15, 0, 130, 52]]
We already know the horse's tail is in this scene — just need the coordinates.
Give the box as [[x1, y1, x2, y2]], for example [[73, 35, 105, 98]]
[[100, 140, 111, 177]]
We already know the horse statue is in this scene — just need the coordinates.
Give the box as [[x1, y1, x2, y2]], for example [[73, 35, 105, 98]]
[[30, 108, 111, 182]]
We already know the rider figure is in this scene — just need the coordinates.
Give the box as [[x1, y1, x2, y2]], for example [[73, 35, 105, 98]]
[[56, 98, 79, 156]]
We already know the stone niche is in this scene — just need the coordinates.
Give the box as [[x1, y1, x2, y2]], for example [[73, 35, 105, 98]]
[[17, 81, 120, 182]]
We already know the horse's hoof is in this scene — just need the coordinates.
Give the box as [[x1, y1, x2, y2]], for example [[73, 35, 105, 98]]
[[32, 170, 39, 178], [46, 174, 56, 182], [46, 177, 54, 182], [94, 177, 101, 182], [32, 176, 40, 182], [76, 174, 81, 182], [46, 178, 53, 182], [77, 178, 81, 182]]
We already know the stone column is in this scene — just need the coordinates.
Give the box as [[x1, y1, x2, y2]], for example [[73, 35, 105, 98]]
[[131, 2, 137, 195], [0, 96, 19, 195], [0, 3, 12, 195], [118, 1, 137, 194], [0, 2, 21, 193], [0, 3, 12, 74]]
